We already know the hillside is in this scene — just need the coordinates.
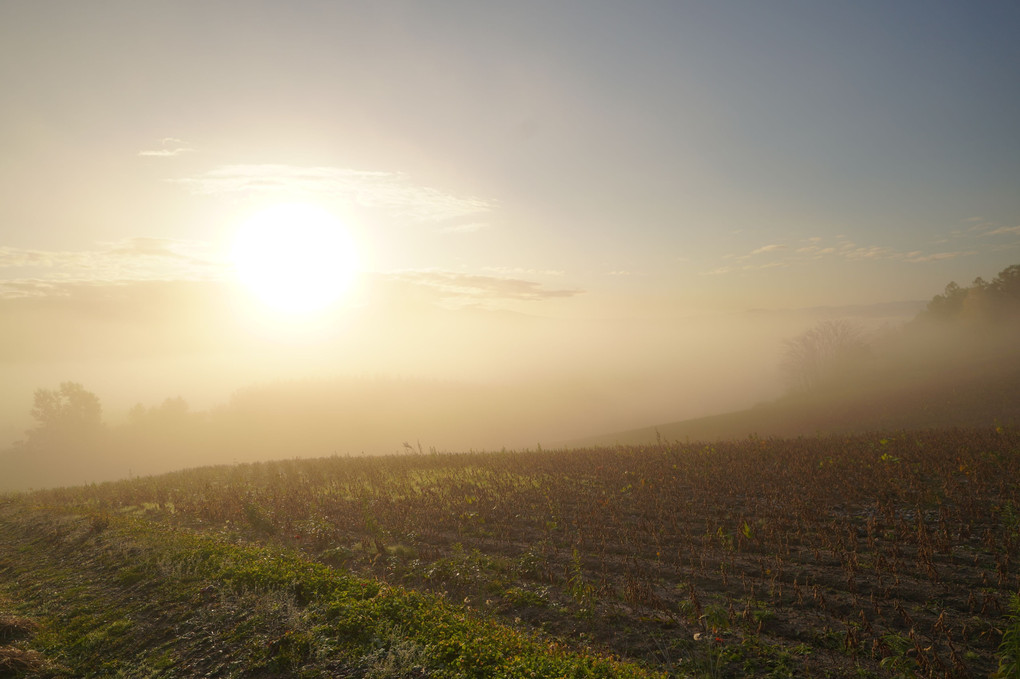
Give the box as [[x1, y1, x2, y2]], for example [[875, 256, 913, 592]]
[[574, 266, 1020, 447], [572, 355, 1020, 446], [0, 502, 656, 678], [2, 427, 1019, 677]]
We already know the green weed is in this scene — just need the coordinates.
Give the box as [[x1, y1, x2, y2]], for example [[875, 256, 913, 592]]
[[994, 593, 1020, 679]]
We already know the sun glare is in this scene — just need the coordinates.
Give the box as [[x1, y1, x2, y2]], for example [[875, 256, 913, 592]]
[[231, 203, 357, 315]]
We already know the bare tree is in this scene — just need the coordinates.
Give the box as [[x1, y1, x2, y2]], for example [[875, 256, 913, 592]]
[[781, 320, 867, 392]]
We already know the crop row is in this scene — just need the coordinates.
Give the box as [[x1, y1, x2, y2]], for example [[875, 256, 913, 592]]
[[27, 426, 1020, 677]]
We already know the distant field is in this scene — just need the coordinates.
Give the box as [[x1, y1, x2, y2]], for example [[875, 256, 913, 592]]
[[2, 427, 1019, 677], [574, 359, 1020, 446]]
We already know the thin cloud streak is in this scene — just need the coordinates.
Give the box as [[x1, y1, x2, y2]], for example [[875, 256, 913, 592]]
[[392, 270, 582, 304], [139, 137, 195, 157], [0, 239, 223, 296], [175, 164, 494, 224], [705, 230, 1004, 274], [482, 266, 566, 277], [751, 244, 785, 255], [902, 251, 977, 263], [984, 226, 1020, 236]]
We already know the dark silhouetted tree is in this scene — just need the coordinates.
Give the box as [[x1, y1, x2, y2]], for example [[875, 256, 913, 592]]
[[925, 281, 968, 320], [920, 264, 1020, 323], [991, 264, 1020, 312], [782, 320, 867, 392]]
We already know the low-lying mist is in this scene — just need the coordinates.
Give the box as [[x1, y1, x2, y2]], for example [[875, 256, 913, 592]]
[[16, 268, 1016, 491], [579, 267, 1020, 444]]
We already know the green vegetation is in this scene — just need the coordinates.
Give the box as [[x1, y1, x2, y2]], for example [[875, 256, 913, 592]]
[[995, 593, 1020, 679], [3, 426, 1019, 676], [0, 503, 659, 678]]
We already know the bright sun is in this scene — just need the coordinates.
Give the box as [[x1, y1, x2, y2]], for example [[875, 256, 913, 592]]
[[231, 203, 357, 315]]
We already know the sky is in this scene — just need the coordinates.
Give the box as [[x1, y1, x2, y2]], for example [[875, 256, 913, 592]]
[[2, 1, 1019, 450]]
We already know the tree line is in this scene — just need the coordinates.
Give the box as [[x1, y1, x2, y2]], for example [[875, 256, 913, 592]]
[[918, 263, 1020, 323], [782, 263, 1020, 392], [5, 263, 1018, 489]]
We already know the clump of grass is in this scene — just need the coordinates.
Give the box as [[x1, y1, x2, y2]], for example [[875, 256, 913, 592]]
[[0, 616, 38, 643], [0, 646, 49, 676], [361, 626, 432, 679], [0, 613, 68, 678]]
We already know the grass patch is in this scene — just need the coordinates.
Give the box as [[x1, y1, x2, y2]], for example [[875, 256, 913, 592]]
[[0, 646, 56, 678], [0, 504, 660, 678], [4, 426, 1018, 677], [0, 616, 38, 644]]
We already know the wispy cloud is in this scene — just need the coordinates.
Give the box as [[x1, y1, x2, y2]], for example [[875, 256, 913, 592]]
[[724, 243, 787, 263], [901, 251, 976, 263], [107, 237, 204, 260], [725, 241, 807, 267], [0, 239, 222, 297], [750, 244, 785, 255], [705, 234, 984, 276], [393, 270, 581, 304], [983, 225, 1020, 236], [0, 278, 64, 298], [482, 266, 565, 277], [175, 164, 494, 224], [139, 137, 195, 158], [842, 245, 896, 260], [801, 241, 975, 263], [0, 247, 72, 268], [949, 217, 1020, 240]]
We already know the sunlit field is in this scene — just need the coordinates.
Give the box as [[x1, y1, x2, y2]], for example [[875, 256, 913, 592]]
[[3, 426, 1018, 677], [4, 3, 1020, 678]]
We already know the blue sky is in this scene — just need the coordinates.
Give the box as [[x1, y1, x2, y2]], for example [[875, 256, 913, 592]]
[[1, 1, 1019, 438]]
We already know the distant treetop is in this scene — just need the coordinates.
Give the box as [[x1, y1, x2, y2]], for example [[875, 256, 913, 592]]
[[919, 264, 1020, 323]]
